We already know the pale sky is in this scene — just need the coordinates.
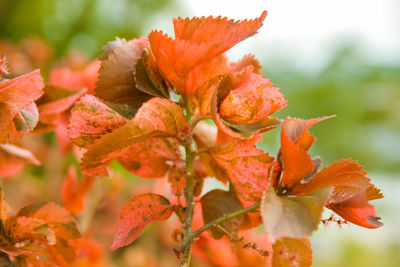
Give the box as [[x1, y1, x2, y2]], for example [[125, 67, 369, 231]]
[[148, 0, 400, 70]]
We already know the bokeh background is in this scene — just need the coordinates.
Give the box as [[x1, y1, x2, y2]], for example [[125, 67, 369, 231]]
[[0, 0, 399, 266]]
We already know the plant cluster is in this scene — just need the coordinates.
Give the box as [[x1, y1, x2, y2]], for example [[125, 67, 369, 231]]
[[0, 11, 383, 267]]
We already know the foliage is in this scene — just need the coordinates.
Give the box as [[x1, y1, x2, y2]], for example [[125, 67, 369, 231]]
[[0, 9, 384, 267]]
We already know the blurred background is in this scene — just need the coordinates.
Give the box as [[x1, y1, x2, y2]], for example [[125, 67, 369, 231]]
[[0, 0, 399, 266]]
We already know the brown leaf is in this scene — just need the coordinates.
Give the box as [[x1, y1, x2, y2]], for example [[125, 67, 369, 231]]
[[95, 37, 153, 108], [200, 189, 244, 239], [134, 49, 169, 98]]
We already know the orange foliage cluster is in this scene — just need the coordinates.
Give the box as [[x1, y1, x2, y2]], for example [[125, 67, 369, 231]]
[[0, 10, 382, 267]]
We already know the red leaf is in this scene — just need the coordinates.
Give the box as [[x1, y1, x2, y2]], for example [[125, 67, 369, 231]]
[[272, 238, 312, 267], [0, 57, 9, 77], [327, 188, 383, 229], [111, 193, 173, 250], [209, 139, 274, 202], [81, 97, 188, 176], [0, 69, 43, 109]]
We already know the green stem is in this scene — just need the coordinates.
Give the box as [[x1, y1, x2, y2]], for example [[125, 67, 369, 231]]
[[193, 202, 261, 237]]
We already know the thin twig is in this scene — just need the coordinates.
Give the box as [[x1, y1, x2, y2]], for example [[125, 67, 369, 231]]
[[193, 202, 261, 237], [215, 225, 269, 257]]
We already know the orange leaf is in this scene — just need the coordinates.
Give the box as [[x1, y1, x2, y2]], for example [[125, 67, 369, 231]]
[[0, 70, 44, 143], [0, 189, 81, 266], [0, 143, 40, 178], [68, 94, 127, 148], [290, 159, 371, 198], [219, 68, 286, 125], [186, 55, 230, 98], [81, 97, 188, 176], [117, 138, 181, 179], [62, 166, 95, 215], [173, 11, 267, 57], [149, 11, 267, 97], [327, 191, 383, 229], [290, 159, 383, 228], [272, 238, 312, 267], [209, 139, 274, 202], [49, 60, 100, 94], [279, 116, 332, 188], [208, 68, 284, 139], [111, 193, 173, 250]]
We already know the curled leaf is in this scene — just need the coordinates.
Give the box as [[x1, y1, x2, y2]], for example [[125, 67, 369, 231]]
[[0, 70, 44, 143], [0, 143, 40, 178], [95, 37, 153, 108], [279, 116, 332, 188], [36, 85, 87, 116], [209, 68, 285, 139]]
